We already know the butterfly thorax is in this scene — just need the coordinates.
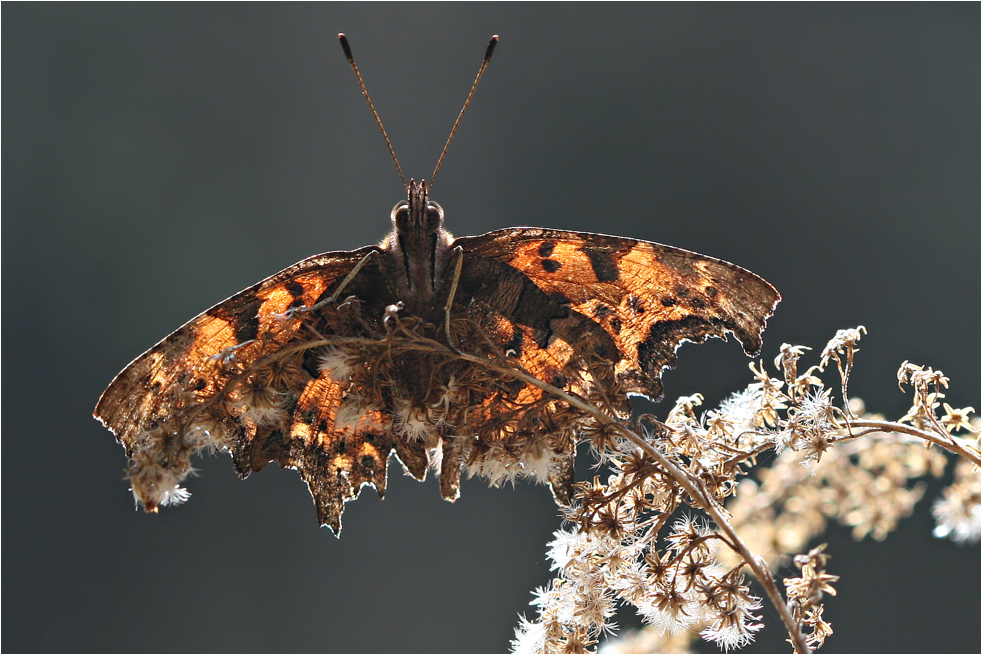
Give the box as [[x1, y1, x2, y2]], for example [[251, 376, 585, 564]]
[[382, 179, 454, 314]]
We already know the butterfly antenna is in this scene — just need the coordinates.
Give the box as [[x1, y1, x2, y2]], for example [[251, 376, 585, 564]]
[[429, 34, 499, 189], [338, 33, 406, 187]]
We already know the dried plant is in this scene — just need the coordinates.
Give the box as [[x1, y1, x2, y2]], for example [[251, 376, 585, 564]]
[[509, 327, 979, 654], [112, 294, 978, 652]]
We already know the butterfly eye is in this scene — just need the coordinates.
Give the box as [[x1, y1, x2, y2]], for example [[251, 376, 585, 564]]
[[425, 201, 444, 227], [391, 201, 410, 225]]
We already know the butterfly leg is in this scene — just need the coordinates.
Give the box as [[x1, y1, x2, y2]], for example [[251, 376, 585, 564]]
[[443, 246, 464, 351], [309, 250, 380, 312]]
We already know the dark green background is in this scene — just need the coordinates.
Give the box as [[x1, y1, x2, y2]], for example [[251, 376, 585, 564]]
[[4, 3, 979, 653]]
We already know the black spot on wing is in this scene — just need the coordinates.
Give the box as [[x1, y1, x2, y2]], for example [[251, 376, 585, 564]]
[[541, 259, 562, 273], [301, 349, 322, 378], [504, 325, 524, 357], [285, 282, 306, 307], [538, 241, 556, 258], [580, 247, 620, 282], [235, 313, 261, 343], [592, 304, 614, 319], [459, 254, 575, 349], [285, 281, 304, 298], [208, 295, 262, 343]]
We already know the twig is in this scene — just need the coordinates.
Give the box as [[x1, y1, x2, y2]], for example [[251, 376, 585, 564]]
[[842, 419, 980, 466]]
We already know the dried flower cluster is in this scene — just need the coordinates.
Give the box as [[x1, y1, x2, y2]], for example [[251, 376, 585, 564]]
[[782, 545, 837, 650], [512, 327, 980, 654], [724, 397, 949, 567]]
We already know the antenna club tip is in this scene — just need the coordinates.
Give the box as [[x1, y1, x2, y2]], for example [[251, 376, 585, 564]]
[[338, 33, 353, 61], [485, 35, 499, 61]]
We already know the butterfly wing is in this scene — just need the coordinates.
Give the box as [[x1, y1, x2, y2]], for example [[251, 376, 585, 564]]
[[95, 246, 379, 443], [274, 373, 427, 533], [93, 245, 428, 530], [454, 228, 780, 401], [94, 224, 780, 528]]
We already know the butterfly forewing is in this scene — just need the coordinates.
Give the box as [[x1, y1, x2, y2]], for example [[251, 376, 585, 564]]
[[453, 228, 780, 401]]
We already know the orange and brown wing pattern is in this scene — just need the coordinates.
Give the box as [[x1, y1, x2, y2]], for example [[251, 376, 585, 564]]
[[455, 228, 780, 401], [226, 372, 429, 533], [93, 246, 380, 515], [94, 246, 379, 446], [457, 314, 592, 503]]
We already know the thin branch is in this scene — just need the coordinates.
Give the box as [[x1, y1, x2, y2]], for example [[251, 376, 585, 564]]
[[842, 419, 980, 466]]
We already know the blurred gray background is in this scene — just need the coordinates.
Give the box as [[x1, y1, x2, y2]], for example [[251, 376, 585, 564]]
[[4, 3, 979, 653]]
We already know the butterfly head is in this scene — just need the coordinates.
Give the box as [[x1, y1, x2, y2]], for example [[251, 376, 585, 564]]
[[386, 179, 452, 304], [391, 179, 444, 235]]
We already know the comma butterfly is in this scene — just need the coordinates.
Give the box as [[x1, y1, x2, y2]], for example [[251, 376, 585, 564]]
[[94, 35, 780, 533]]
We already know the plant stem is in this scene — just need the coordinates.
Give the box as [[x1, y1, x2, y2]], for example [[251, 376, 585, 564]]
[[845, 419, 980, 466]]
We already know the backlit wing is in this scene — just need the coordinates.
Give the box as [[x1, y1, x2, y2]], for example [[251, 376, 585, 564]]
[[93, 246, 428, 531], [454, 228, 780, 401]]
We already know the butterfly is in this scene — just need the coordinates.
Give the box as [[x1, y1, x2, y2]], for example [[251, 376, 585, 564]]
[[94, 35, 780, 534]]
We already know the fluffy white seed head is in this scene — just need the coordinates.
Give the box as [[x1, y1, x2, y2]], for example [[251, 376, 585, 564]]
[[318, 346, 359, 384], [394, 400, 435, 442]]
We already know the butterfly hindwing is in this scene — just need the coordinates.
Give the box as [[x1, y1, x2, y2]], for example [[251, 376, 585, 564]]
[[270, 373, 424, 533], [455, 228, 780, 401]]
